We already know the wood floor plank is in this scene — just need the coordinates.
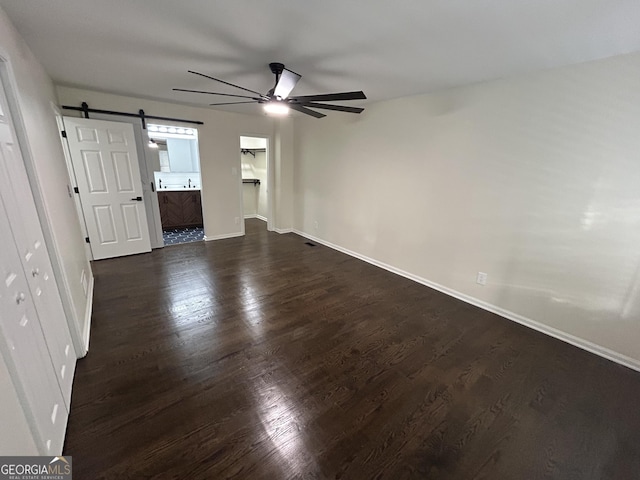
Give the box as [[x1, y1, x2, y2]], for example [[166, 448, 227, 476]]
[[64, 219, 640, 479]]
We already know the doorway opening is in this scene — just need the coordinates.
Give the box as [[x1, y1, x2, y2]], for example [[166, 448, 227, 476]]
[[240, 136, 269, 232], [148, 124, 204, 246]]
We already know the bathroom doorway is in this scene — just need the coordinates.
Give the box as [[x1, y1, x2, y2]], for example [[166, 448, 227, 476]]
[[149, 124, 204, 246], [240, 136, 269, 231]]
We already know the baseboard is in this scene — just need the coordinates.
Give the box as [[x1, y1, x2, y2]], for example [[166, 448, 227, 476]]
[[292, 229, 640, 373], [245, 214, 268, 222], [80, 273, 94, 358], [275, 227, 293, 234], [204, 231, 244, 241]]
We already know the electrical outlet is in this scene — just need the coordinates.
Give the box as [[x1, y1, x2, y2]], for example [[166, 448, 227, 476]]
[[314, 221, 319, 230], [235, 217, 240, 225], [476, 272, 488, 285]]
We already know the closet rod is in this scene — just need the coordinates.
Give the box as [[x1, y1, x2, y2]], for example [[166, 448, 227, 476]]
[[62, 102, 204, 129]]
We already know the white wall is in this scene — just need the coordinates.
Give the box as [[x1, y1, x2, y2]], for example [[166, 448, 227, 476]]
[[56, 87, 295, 238], [255, 151, 268, 219], [294, 51, 640, 369], [242, 184, 258, 217], [241, 149, 257, 218], [0, 6, 91, 353], [240, 136, 267, 149], [154, 172, 202, 190], [274, 118, 294, 232], [166, 137, 199, 172]]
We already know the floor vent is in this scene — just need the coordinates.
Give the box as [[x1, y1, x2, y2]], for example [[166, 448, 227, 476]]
[[305, 242, 317, 247]]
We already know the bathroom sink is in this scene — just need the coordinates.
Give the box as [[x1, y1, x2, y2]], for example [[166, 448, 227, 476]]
[[160, 185, 200, 191]]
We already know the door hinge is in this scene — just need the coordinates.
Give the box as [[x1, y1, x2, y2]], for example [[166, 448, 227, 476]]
[[85, 237, 90, 243], [61, 130, 67, 138], [73, 187, 79, 194]]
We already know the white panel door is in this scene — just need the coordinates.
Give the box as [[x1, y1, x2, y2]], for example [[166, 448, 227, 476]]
[[0, 196, 67, 455], [0, 139, 76, 408], [64, 117, 151, 260], [0, 78, 75, 409]]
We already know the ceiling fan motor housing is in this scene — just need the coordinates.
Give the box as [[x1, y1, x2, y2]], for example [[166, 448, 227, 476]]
[[269, 62, 285, 75]]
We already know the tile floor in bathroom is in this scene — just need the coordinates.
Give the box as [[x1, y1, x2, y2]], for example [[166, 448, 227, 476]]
[[162, 226, 204, 246]]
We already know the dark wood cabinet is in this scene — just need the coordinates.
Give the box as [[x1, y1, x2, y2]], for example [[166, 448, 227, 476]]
[[158, 191, 203, 229]]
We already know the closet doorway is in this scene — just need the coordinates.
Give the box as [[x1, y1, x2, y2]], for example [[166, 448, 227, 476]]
[[240, 136, 269, 231]]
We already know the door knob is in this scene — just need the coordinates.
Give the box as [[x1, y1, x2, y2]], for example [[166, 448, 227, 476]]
[[15, 292, 26, 305], [131, 196, 143, 201]]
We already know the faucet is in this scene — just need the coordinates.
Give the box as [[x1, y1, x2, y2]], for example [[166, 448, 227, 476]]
[[188, 178, 192, 188]]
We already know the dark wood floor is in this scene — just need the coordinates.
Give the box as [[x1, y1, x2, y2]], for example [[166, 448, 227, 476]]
[[64, 219, 640, 479]]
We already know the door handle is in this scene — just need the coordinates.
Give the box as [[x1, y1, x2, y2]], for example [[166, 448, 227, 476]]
[[16, 292, 26, 305], [131, 196, 143, 201]]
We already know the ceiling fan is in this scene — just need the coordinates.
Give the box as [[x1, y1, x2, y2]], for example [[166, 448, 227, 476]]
[[173, 63, 366, 118]]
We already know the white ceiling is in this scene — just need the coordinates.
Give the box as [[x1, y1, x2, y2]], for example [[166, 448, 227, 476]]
[[2, 0, 640, 116]]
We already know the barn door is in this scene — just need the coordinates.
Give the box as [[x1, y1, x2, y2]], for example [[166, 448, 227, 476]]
[[64, 117, 151, 260]]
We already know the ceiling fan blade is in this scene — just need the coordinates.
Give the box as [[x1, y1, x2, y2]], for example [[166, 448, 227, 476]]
[[188, 70, 264, 97], [209, 101, 259, 106], [298, 102, 364, 114], [289, 104, 326, 119], [290, 91, 367, 102], [273, 68, 301, 100], [173, 88, 259, 100]]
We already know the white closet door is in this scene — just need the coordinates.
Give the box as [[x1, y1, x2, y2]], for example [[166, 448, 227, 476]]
[[0, 196, 67, 455], [0, 76, 76, 407]]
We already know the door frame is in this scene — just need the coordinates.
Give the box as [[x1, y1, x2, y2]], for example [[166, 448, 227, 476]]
[[146, 120, 204, 243], [239, 133, 273, 233], [52, 106, 93, 262], [0, 50, 85, 355]]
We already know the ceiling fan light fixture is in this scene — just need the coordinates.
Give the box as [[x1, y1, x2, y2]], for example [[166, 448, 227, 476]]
[[179, 64, 366, 119], [263, 101, 289, 116]]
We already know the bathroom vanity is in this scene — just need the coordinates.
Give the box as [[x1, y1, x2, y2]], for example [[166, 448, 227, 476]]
[[157, 190, 203, 228]]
